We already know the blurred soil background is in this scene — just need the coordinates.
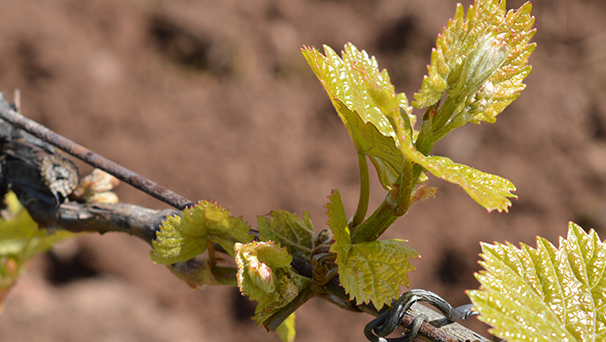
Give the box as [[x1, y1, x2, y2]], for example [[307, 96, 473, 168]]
[[1, 0, 606, 341]]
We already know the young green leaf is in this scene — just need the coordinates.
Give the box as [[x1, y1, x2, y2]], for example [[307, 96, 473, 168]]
[[302, 44, 412, 138], [413, 0, 535, 125], [151, 200, 252, 264], [235, 241, 310, 325], [337, 240, 418, 309], [302, 44, 413, 189], [398, 136, 516, 212], [468, 222, 606, 342], [257, 210, 317, 260], [425, 155, 516, 212], [327, 189, 419, 309], [332, 99, 403, 190], [0, 192, 77, 302]]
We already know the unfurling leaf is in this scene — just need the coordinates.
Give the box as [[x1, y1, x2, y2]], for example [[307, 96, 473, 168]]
[[413, 0, 535, 124], [301, 44, 414, 189], [258, 210, 317, 260], [151, 201, 252, 264], [235, 241, 310, 324], [72, 168, 120, 203], [327, 189, 418, 309], [468, 222, 606, 342]]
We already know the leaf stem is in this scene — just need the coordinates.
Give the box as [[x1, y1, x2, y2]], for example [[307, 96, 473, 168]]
[[350, 153, 370, 228], [351, 199, 399, 243], [208, 240, 217, 268], [350, 161, 414, 243], [264, 286, 315, 331], [416, 96, 458, 156]]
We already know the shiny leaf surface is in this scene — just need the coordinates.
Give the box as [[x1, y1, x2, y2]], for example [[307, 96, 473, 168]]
[[337, 239, 418, 309], [468, 222, 606, 341], [397, 135, 516, 212], [302, 44, 413, 189], [331, 99, 402, 189], [151, 201, 252, 264], [413, 0, 535, 125], [327, 189, 418, 309]]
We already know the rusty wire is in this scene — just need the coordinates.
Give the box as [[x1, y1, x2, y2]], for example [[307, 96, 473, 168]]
[[0, 94, 194, 210]]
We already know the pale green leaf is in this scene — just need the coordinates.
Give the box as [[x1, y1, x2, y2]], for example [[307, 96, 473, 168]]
[[235, 241, 310, 325], [302, 44, 413, 189], [276, 313, 296, 342], [151, 201, 252, 264], [332, 99, 402, 190], [258, 210, 317, 260], [468, 222, 606, 342], [338, 239, 418, 309], [327, 189, 418, 309], [398, 137, 516, 212], [151, 214, 205, 265], [413, 0, 535, 124], [302, 44, 412, 137], [426, 155, 516, 212]]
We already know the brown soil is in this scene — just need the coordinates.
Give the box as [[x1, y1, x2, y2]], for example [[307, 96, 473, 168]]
[[1, 0, 606, 341]]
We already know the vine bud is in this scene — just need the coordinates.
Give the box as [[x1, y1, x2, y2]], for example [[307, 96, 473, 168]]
[[465, 80, 496, 121], [246, 254, 276, 294], [450, 32, 508, 102]]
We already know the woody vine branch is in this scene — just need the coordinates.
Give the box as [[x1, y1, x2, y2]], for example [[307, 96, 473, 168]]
[[0, 95, 487, 342]]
